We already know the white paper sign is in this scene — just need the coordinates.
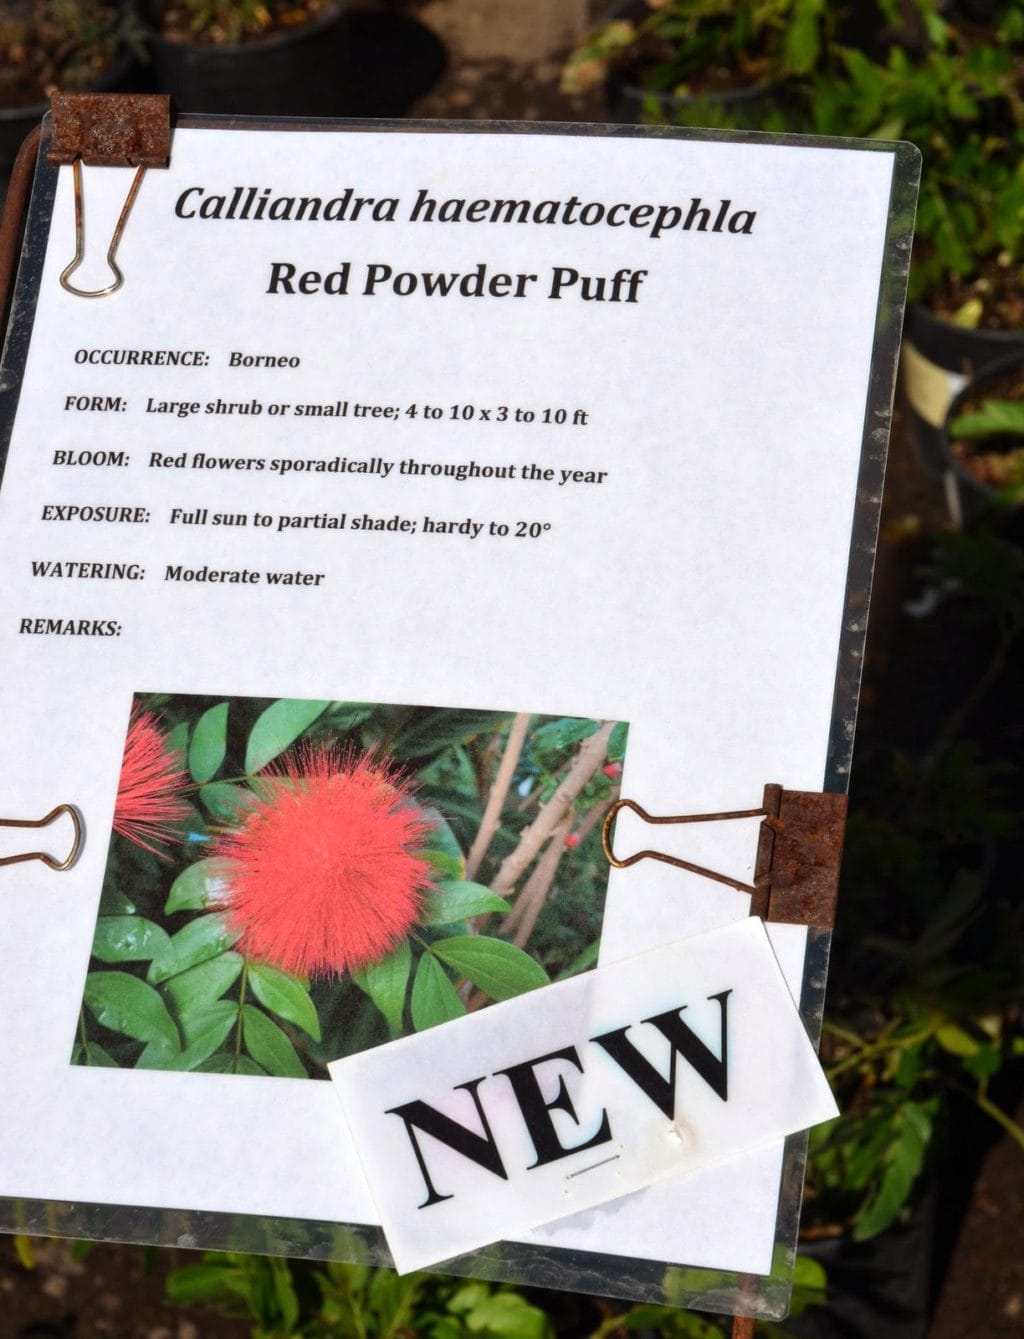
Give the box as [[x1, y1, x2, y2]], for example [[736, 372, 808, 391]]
[[330, 917, 837, 1273], [0, 122, 900, 1286]]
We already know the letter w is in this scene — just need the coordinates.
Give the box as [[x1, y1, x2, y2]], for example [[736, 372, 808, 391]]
[[420, 271, 459, 295], [591, 990, 732, 1113], [387, 1077, 507, 1209]]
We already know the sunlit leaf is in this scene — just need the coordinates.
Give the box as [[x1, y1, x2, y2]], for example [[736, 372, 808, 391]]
[[84, 972, 178, 1046], [353, 941, 412, 1034], [189, 702, 228, 783], [242, 1005, 307, 1078], [147, 913, 241, 984], [431, 936, 549, 1001], [248, 963, 321, 1041], [421, 882, 510, 926], [165, 857, 231, 914], [245, 699, 330, 775], [411, 953, 466, 1031], [91, 915, 172, 964]]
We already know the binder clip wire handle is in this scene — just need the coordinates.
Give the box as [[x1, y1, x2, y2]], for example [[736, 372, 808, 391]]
[[602, 797, 773, 895], [60, 158, 145, 299], [0, 804, 83, 872]]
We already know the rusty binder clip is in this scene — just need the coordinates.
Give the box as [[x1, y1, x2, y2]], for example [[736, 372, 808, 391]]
[[602, 783, 847, 927], [0, 804, 83, 872], [48, 93, 171, 298]]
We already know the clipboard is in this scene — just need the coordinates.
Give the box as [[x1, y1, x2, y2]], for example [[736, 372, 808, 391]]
[[0, 103, 919, 1326]]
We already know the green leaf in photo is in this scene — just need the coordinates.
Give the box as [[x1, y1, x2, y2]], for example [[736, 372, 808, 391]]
[[147, 913, 241, 984], [420, 808, 466, 880], [137, 1034, 183, 1068], [189, 701, 229, 783], [194, 1053, 236, 1074], [199, 781, 248, 821], [431, 936, 549, 1001], [391, 709, 515, 759], [248, 963, 321, 1041], [608, 721, 628, 762], [234, 1055, 268, 1077], [84, 971, 179, 1047], [556, 938, 601, 980], [163, 1001, 239, 1071], [98, 885, 136, 916], [411, 952, 466, 1031], [90, 915, 173, 964], [421, 882, 510, 926], [165, 857, 231, 914], [164, 951, 243, 1015], [242, 1005, 307, 1078], [531, 717, 600, 754], [166, 720, 189, 759], [73, 1041, 117, 1067], [352, 941, 412, 1034], [245, 698, 330, 775]]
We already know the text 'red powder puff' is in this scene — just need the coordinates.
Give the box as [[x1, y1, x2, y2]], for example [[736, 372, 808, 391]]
[[214, 749, 434, 977], [113, 709, 192, 857]]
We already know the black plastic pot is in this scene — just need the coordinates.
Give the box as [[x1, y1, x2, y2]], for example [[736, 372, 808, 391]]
[[902, 302, 1024, 486], [144, 2, 348, 117], [606, 68, 778, 128], [939, 347, 1024, 534]]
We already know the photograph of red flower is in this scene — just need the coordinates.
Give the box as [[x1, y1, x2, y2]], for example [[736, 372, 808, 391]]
[[73, 695, 629, 1079]]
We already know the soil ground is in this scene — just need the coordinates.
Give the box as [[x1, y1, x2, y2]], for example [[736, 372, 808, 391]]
[[0, 2, 1021, 1336]]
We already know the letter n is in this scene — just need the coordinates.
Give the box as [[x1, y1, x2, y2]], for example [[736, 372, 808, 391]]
[[591, 990, 732, 1114], [386, 1077, 508, 1209]]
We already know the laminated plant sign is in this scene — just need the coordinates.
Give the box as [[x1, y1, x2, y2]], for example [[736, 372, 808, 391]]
[[0, 113, 918, 1321]]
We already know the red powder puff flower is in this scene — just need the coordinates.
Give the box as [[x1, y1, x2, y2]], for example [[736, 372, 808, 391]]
[[113, 709, 192, 857], [214, 748, 434, 978]]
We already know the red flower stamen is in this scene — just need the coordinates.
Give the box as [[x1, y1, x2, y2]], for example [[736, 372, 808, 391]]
[[113, 709, 191, 857], [214, 748, 434, 978]]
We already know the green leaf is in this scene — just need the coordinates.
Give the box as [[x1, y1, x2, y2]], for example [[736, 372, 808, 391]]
[[248, 963, 321, 1041], [147, 913, 241, 984], [194, 1053, 237, 1074], [420, 808, 466, 880], [234, 1055, 268, 1077], [84, 971, 179, 1046], [556, 938, 601, 979], [166, 1263, 238, 1305], [165, 951, 243, 1015], [242, 1005, 307, 1078], [74, 1041, 117, 1067], [607, 721, 628, 762], [531, 717, 599, 754], [189, 701, 228, 783], [935, 1022, 980, 1056], [431, 936, 549, 1001], [352, 941, 412, 1034], [411, 953, 466, 1031], [163, 1001, 239, 1071], [391, 709, 514, 759], [91, 915, 172, 964], [245, 698, 330, 774], [199, 781, 248, 820], [165, 857, 231, 914], [951, 399, 1024, 441], [98, 885, 136, 916], [461, 1290, 551, 1339], [136, 1034, 182, 1068], [421, 882, 510, 926]]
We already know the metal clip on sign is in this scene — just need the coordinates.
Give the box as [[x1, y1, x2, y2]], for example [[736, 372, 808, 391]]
[[48, 93, 172, 298], [0, 804, 82, 871], [602, 783, 847, 927]]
